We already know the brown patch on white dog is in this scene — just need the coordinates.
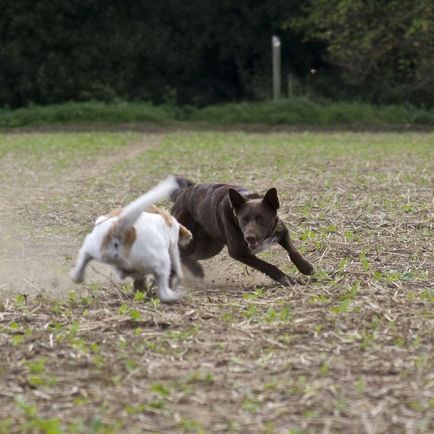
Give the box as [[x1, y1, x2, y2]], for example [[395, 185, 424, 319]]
[[147, 205, 174, 227], [178, 224, 193, 247], [100, 223, 137, 260], [96, 208, 122, 226]]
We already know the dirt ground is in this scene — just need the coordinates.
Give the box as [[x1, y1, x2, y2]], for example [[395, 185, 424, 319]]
[[0, 128, 433, 433], [0, 133, 161, 297]]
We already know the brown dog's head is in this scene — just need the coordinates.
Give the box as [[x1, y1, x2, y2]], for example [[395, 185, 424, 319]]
[[228, 188, 279, 250]]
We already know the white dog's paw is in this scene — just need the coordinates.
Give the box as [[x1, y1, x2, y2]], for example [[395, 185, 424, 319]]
[[157, 287, 184, 303], [70, 268, 84, 283]]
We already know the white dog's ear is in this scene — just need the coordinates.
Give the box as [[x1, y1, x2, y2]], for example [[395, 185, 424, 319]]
[[228, 188, 246, 212], [262, 187, 279, 211]]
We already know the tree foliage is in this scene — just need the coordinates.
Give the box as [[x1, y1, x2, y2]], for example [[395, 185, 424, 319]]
[[290, 0, 434, 103], [0, 0, 317, 108], [0, 0, 433, 107]]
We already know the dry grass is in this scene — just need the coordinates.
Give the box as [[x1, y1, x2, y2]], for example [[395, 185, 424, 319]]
[[0, 129, 433, 433]]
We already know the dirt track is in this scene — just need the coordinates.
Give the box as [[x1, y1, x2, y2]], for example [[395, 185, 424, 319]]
[[0, 134, 167, 296]]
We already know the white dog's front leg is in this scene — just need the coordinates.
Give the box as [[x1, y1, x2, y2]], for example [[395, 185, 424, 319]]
[[70, 248, 92, 283]]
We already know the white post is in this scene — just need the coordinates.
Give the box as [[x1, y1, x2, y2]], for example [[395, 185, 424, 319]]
[[272, 35, 281, 101]]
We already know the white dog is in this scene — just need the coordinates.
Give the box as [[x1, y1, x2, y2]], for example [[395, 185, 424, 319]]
[[70, 176, 192, 302]]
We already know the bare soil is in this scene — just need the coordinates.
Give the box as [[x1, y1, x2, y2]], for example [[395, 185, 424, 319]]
[[0, 134, 164, 297], [0, 130, 433, 434]]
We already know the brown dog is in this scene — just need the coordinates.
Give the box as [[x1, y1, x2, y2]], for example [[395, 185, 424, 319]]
[[170, 177, 314, 286]]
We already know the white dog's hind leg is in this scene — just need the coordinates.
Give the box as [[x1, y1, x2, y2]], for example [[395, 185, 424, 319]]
[[70, 248, 92, 283], [168, 241, 183, 289], [154, 264, 182, 303]]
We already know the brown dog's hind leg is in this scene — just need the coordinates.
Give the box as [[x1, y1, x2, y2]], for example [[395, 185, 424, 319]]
[[181, 253, 205, 278], [277, 225, 314, 275], [176, 217, 223, 279]]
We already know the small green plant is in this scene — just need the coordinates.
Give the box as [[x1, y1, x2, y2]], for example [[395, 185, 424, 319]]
[[421, 289, 433, 303], [359, 250, 370, 272], [220, 311, 233, 323], [79, 295, 93, 306], [265, 307, 277, 323], [12, 332, 25, 345], [319, 362, 329, 377], [187, 371, 214, 384], [360, 332, 375, 351], [355, 377, 366, 392], [125, 359, 137, 372], [408, 401, 424, 412], [337, 258, 348, 272], [15, 294, 27, 305], [15, 396, 63, 433], [134, 291, 146, 302], [118, 303, 129, 315], [300, 229, 316, 241], [150, 383, 170, 398], [178, 418, 206, 433], [150, 297, 160, 309], [309, 294, 330, 305], [402, 203, 414, 213], [335, 397, 347, 413], [331, 282, 360, 314], [129, 309, 141, 321], [344, 230, 355, 241], [243, 304, 257, 319], [241, 396, 260, 413], [67, 290, 77, 305], [325, 224, 338, 233], [243, 287, 265, 300], [0, 418, 13, 433]]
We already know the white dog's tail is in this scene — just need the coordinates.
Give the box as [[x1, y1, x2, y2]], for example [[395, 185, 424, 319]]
[[118, 176, 178, 230]]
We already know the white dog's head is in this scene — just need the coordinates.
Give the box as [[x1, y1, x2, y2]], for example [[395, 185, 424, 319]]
[[100, 222, 135, 268]]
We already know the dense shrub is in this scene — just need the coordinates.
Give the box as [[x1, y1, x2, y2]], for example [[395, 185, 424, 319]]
[[1, 1, 432, 108], [0, 0, 318, 108], [289, 0, 434, 105], [1, 100, 434, 128]]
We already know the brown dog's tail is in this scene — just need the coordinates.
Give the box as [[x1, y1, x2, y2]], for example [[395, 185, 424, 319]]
[[170, 175, 194, 201]]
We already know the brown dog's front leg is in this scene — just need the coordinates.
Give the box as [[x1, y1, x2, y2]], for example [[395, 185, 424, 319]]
[[277, 224, 314, 275], [228, 248, 295, 286]]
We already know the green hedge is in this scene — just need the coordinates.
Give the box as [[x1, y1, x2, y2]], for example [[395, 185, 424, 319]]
[[1, 99, 434, 128]]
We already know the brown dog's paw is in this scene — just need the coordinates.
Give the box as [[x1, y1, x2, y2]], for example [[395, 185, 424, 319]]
[[300, 261, 315, 275], [278, 275, 296, 287]]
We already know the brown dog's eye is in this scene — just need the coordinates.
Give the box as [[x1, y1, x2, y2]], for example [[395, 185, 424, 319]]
[[243, 216, 249, 223], [256, 215, 263, 224]]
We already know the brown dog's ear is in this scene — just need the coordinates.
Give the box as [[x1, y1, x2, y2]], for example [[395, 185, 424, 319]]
[[228, 188, 247, 212], [262, 188, 279, 211]]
